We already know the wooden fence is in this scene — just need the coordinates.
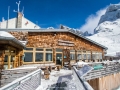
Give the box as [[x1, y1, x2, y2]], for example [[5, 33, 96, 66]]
[[83, 62, 120, 90]]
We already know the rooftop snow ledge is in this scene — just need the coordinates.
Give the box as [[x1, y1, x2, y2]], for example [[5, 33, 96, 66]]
[[0, 31, 14, 37]]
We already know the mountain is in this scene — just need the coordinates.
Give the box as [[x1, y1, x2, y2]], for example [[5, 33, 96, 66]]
[[88, 4, 120, 56], [83, 31, 92, 36], [60, 24, 92, 36]]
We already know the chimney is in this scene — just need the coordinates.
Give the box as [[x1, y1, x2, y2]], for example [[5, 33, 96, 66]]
[[16, 12, 22, 28]]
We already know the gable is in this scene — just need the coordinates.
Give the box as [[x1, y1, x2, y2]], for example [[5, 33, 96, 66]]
[[21, 17, 40, 29]]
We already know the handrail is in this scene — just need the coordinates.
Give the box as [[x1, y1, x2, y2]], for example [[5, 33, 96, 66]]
[[73, 66, 94, 90], [0, 69, 41, 90]]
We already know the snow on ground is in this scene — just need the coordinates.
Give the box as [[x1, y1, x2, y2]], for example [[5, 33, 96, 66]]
[[18, 64, 74, 90], [39, 69, 73, 90]]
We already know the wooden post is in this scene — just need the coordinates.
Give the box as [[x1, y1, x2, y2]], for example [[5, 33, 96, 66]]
[[43, 48, 45, 64], [14, 51, 19, 68], [81, 49, 83, 61], [8, 55, 11, 69], [91, 51, 92, 62], [102, 50, 104, 61], [33, 47, 35, 63], [53, 48, 56, 64], [75, 50, 77, 62], [18, 53, 20, 66]]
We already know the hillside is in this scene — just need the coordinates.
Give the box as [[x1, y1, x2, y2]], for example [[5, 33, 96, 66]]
[[88, 4, 120, 56]]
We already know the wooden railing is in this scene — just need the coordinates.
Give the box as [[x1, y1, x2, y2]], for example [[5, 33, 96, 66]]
[[73, 66, 94, 90]]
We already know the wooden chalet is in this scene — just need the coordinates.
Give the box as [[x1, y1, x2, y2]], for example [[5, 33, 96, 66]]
[[0, 29, 108, 68], [0, 31, 25, 70]]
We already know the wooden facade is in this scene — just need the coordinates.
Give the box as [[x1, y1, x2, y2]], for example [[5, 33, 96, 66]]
[[8, 30, 107, 67], [0, 36, 25, 70], [0, 46, 24, 70]]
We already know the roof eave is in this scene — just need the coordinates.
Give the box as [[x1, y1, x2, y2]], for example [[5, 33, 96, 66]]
[[0, 36, 26, 49]]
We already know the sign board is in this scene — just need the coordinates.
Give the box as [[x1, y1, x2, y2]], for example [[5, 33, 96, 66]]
[[58, 39, 74, 46]]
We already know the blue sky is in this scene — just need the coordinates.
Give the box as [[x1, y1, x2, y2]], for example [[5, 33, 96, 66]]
[[0, 0, 120, 33]]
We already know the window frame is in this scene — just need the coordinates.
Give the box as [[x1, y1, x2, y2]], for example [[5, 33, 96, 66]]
[[77, 50, 82, 60], [23, 47, 34, 63], [70, 50, 75, 60], [45, 48, 53, 62]]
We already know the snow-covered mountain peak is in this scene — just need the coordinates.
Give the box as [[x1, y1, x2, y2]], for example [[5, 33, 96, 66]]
[[94, 4, 120, 35], [88, 3, 120, 56], [99, 4, 120, 24]]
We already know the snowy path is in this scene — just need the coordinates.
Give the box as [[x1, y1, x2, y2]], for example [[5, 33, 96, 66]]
[[40, 69, 73, 90]]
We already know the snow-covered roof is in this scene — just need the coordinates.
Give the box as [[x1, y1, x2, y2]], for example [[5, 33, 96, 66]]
[[0, 31, 25, 49], [0, 31, 14, 37]]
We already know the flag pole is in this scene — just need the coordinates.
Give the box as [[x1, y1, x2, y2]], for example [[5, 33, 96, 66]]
[[6, 6, 10, 29]]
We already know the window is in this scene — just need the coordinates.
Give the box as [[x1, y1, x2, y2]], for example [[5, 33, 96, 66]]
[[96, 52, 99, 59], [11, 56, 15, 62], [77, 54, 82, 60], [46, 53, 52, 61], [24, 47, 53, 63], [99, 53, 102, 59], [87, 54, 91, 59], [77, 51, 82, 60], [87, 51, 91, 60], [56, 53, 62, 65], [82, 51, 86, 59], [92, 53, 96, 60], [35, 48, 44, 62], [25, 48, 33, 51], [4, 55, 8, 62], [83, 54, 87, 59], [24, 47, 34, 62], [45, 49, 53, 61], [46, 49, 52, 51], [70, 54, 75, 60], [70, 50, 75, 60], [36, 48, 43, 51], [35, 53, 43, 62], [24, 52, 33, 62]]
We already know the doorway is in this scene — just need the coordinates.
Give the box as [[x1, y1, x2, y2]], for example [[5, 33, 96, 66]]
[[63, 49, 70, 67], [56, 53, 62, 66], [63, 49, 70, 62]]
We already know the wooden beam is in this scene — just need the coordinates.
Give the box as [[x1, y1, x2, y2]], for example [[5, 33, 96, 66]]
[[8, 55, 11, 69]]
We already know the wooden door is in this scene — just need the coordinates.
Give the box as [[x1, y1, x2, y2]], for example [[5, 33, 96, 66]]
[[63, 49, 70, 66]]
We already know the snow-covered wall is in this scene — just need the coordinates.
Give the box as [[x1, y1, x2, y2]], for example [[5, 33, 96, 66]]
[[21, 17, 40, 29], [0, 18, 16, 28], [0, 16, 40, 29]]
